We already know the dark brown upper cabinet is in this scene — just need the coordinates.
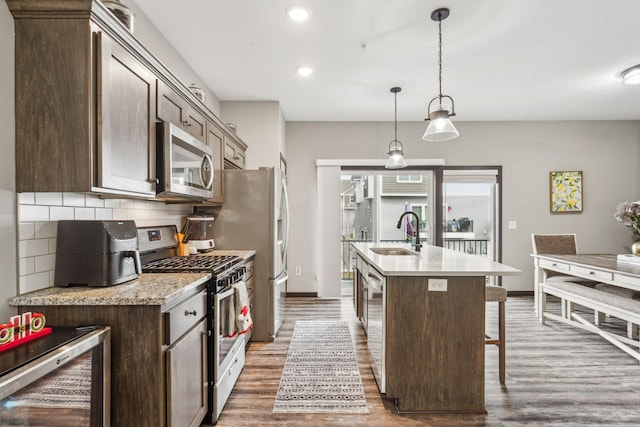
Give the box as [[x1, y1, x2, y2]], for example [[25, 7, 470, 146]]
[[8, 0, 247, 203], [9, 1, 157, 197], [157, 80, 206, 142]]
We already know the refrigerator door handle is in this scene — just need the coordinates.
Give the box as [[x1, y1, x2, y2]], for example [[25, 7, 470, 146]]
[[281, 175, 290, 258], [276, 271, 289, 285]]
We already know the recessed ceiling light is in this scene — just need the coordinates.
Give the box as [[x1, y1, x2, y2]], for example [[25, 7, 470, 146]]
[[622, 64, 640, 85], [297, 66, 313, 76], [287, 6, 310, 22]]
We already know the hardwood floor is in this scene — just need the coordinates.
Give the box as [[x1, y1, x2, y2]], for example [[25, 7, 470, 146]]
[[210, 295, 640, 426]]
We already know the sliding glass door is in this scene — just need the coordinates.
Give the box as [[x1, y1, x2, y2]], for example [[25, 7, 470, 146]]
[[339, 166, 502, 291], [440, 168, 501, 284], [340, 170, 435, 289]]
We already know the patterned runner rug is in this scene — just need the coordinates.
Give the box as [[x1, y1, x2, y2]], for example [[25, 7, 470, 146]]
[[273, 320, 368, 414]]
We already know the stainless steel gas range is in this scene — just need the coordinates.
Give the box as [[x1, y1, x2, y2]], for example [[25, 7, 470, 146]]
[[138, 225, 247, 424]]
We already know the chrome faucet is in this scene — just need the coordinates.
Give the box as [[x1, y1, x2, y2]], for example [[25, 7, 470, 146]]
[[396, 211, 422, 252]]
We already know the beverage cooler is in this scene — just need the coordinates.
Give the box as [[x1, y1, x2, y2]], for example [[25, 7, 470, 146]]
[[0, 326, 111, 426]]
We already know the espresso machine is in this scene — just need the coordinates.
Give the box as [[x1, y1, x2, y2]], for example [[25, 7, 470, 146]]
[[183, 215, 215, 252]]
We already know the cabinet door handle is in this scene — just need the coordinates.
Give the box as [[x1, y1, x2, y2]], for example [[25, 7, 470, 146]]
[[185, 310, 197, 316], [183, 120, 192, 128]]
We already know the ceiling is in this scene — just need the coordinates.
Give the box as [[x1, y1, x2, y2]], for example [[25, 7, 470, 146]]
[[132, 0, 640, 122]]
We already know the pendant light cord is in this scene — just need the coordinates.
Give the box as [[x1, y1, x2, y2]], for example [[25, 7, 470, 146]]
[[437, 11, 443, 102], [394, 90, 398, 142]]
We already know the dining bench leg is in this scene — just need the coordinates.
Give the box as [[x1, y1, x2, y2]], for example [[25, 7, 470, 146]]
[[499, 298, 506, 384]]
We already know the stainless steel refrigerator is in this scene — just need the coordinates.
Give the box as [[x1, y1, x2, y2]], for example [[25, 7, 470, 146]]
[[212, 167, 289, 341]]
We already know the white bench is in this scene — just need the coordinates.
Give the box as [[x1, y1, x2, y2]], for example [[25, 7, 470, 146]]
[[540, 280, 640, 362]]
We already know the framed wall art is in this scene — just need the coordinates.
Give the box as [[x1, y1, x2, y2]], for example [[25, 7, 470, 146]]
[[549, 170, 583, 213]]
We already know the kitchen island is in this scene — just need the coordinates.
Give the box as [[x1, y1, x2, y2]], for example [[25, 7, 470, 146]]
[[351, 242, 520, 414]]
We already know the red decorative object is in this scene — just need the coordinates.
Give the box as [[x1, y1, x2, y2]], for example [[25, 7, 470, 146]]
[[0, 312, 52, 352]]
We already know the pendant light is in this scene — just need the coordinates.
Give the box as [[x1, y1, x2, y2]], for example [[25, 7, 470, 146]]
[[386, 87, 408, 169], [422, 8, 459, 142], [622, 64, 640, 85]]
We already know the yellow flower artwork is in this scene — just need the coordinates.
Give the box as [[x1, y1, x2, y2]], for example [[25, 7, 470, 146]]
[[550, 171, 583, 213]]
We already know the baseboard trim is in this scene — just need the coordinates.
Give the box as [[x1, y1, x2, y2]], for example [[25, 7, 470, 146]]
[[508, 290, 534, 296], [286, 292, 318, 297]]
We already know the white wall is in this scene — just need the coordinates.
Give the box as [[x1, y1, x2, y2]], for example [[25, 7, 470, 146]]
[[127, 0, 221, 116], [220, 101, 286, 169], [316, 165, 341, 297], [286, 120, 640, 293], [0, 2, 16, 319]]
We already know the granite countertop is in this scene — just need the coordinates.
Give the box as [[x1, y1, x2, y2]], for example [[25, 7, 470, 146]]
[[10, 250, 256, 308], [352, 242, 521, 277], [9, 272, 211, 308], [194, 249, 256, 260]]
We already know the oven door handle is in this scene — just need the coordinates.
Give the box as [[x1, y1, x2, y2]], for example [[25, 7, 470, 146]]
[[218, 287, 235, 300]]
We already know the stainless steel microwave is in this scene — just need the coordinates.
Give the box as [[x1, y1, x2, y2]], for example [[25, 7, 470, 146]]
[[157, 122, 214, 201]]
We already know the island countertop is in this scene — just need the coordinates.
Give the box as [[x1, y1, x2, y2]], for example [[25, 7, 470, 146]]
[[351, 242, 521, 277], [9, 272, 211, 308]]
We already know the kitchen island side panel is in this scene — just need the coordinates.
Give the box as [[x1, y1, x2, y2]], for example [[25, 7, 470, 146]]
[[385, 275, 486, 413], [16, 305, 166, 427]]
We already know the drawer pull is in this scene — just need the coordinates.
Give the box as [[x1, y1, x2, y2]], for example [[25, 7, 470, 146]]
[[185, 310, 197, 316], [229, 357, 239, 376], [589, 271, 596, 275], [552, 263, 558, 267]]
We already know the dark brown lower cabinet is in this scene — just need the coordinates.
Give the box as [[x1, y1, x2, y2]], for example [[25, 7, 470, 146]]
[[16, 289, 208, 427]]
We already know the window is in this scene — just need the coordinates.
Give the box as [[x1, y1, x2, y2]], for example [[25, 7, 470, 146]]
[[410, 203, 429, 228], [397, 175, 423, 183]]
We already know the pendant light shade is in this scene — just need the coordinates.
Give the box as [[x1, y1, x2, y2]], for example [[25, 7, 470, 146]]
[[423, 101, 459, 141], [622, 64, 640, 85], [423, 8, 459, 142], [386, 87, 408, 169]]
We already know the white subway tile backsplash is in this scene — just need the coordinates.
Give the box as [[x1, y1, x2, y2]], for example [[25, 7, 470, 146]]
[[20, 272, 51, 294], [74, 207, 96, 220], [120, 199, 134, 209], [35, 254, 56, 273], [19, 257, 35, 276], [17, 193, 193, 295], [35, 192, 63, 206], [63, 192, 86, 207], [19, 239, 50, 258], [50, 206, 74, 221], [19, 223, 35, 241], [112, 209, 128, 220], [85, 195, 105, 208], [104, 199, 121, 208], [34, 221, 57, 239], [18, 192, 35, 205], [128, 209, 149, 220], [95, 208, 113, 220], [19, 204, 49, 222]]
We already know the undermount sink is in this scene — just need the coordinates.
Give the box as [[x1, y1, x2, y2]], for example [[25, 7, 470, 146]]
[[370, 247, 418, 256]]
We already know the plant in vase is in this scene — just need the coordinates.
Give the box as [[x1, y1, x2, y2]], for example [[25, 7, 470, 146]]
[[614, 201, 640, 254]]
